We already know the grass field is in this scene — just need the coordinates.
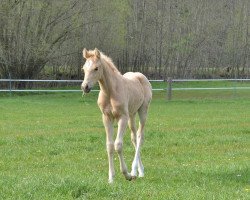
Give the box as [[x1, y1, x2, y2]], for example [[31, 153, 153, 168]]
[[0, 88, 249, 199]]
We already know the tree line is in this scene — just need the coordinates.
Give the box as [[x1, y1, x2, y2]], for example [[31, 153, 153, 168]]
[[0, 0, 249, 84]]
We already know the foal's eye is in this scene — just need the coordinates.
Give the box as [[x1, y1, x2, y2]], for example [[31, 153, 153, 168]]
[[94, 67, 98, 71]]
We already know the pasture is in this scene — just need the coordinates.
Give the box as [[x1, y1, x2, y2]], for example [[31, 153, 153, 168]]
[[0, 89, 249, 199]]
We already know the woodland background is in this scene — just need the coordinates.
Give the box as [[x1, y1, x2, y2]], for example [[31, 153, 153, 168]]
[[0, 0, 249, 81]]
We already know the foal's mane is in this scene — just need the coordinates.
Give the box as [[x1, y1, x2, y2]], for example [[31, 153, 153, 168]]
[[100, 53, 121, 75]]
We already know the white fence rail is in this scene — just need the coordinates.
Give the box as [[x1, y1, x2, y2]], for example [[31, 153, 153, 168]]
[[0, 79, 165, 92], [1, 78, 250, 100]]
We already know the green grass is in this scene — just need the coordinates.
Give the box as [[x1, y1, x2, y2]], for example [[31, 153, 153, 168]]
[[0, 90, 249, 199]]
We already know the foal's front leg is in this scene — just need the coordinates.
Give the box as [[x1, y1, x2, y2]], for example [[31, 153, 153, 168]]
[[102, 114, 115, 183], [115, 115, 132, 181]]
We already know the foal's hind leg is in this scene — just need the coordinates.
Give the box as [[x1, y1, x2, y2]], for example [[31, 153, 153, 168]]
[[128, 115, 137, 148], [131, 105, 148, 178], [129, 115, 143, 178]]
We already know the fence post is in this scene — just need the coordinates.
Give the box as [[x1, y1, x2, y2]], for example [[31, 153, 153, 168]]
[[167, 77, 172, 101], [9, 73, 12, 96]]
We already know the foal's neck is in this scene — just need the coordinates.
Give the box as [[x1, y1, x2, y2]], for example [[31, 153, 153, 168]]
[[98, 60, 121, 96]]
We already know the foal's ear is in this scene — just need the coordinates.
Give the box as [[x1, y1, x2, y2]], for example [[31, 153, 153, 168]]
[[83, 48, 89, 59], [94, 48, 100, 59]]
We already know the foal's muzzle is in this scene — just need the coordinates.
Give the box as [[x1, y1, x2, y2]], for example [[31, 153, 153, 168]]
[[81, 84, 91, 93]]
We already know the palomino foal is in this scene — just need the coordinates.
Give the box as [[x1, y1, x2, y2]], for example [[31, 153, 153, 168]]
[[81, 48, 152, 183]]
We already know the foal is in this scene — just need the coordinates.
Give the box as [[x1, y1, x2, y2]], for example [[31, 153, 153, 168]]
[[81, 48, 152, 183]]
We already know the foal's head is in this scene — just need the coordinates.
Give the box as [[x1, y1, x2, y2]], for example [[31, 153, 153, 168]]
[[81, 48, 103, 93]]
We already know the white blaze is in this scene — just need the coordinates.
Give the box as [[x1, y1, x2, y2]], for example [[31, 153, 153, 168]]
[[85, 60, 93, 69]]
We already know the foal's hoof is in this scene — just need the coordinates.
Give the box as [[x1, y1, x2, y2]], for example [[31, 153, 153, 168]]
[[108, 179, 114, 184], [126, 173, 133, 181]]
